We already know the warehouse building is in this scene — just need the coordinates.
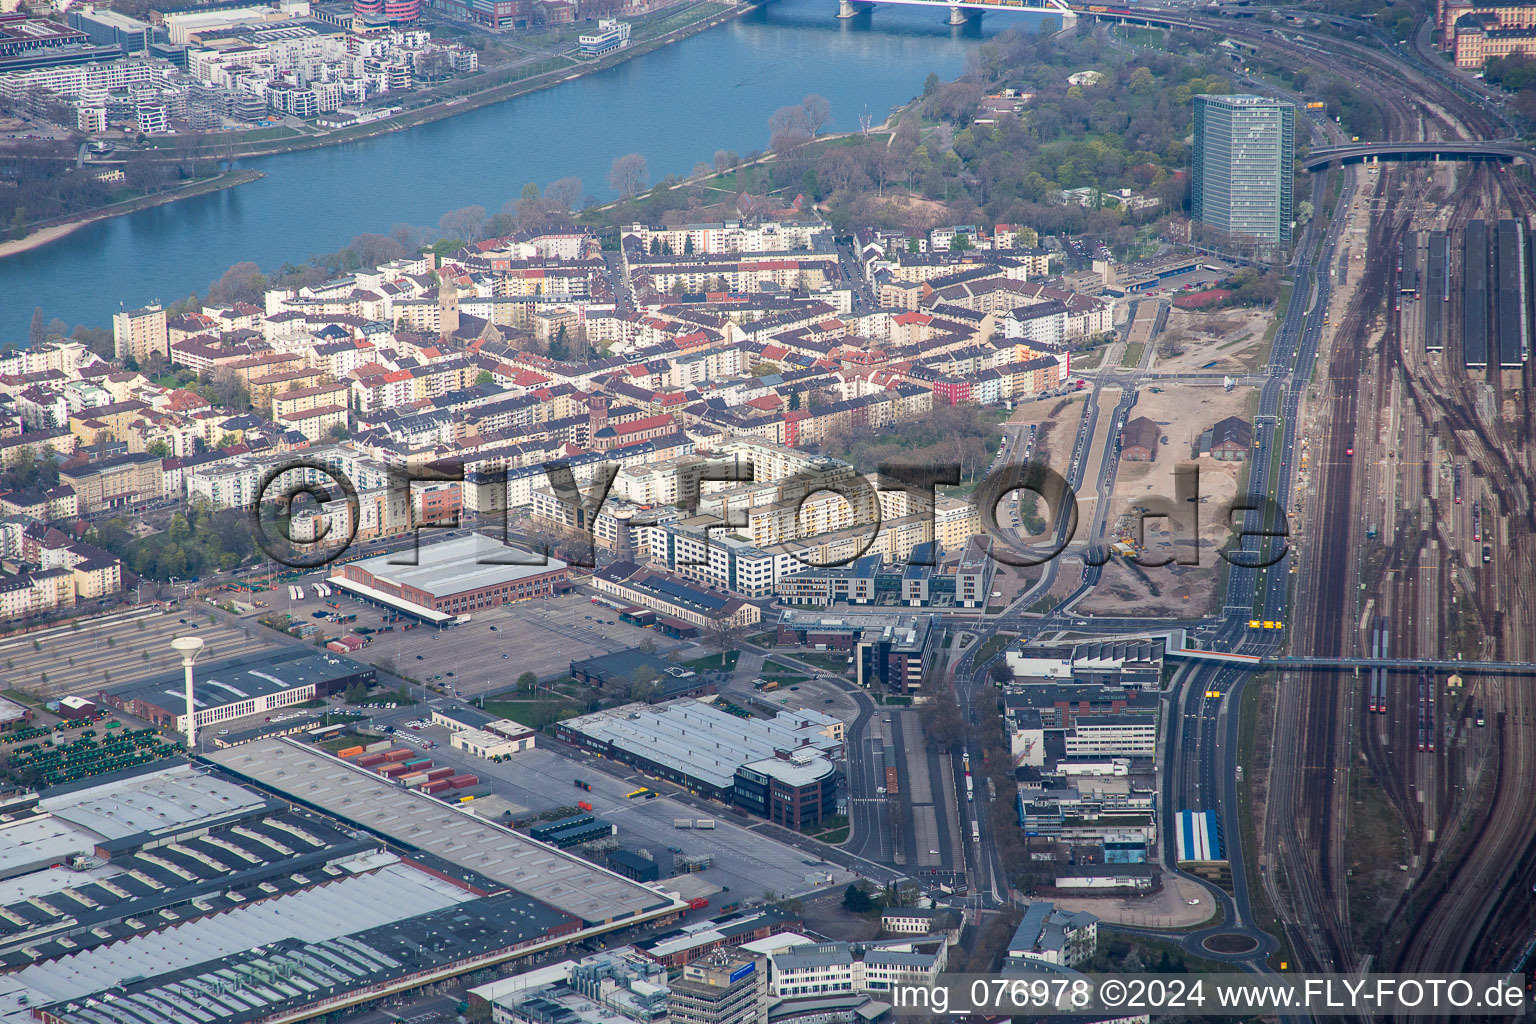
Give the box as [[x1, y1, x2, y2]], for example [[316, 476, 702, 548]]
[[100, 647, 374, 733], [207, 739, 684, 928], [554, 700, 841, 829], [608, 849, 661, 882], [331, 533, 570, 622], [0, 749, 691, 1024], [570, 649, 715, 701]]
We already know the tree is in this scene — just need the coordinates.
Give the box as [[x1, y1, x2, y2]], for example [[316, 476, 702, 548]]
[[438, 205, 487, 244], [607, 153, 648, 199], [768, 104, 811, 139], [517, 670, 537, 696], [28, 307, 43, 348], [842, 882, 875, 913], [713, 149, 737, 174], [71, 325, 114, 359], [344, 681, 370, 703], [628, 665, 661, 703], [206, 261, 267, 306], [476, 369, 494, 386], [545, 176, 583, 212], [801, 93, 831, 136]]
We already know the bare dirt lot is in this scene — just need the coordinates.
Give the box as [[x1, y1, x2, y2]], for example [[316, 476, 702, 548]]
[[1008, 393, 1088, 475], [1079, 384, 1254, 617], [1156, 308, 1271, 375]]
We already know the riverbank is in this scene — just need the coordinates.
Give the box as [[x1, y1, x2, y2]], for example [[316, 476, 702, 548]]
[[140, 0, 752, 163], [0, 169, 264, 261], [0, 1, 749, 263]]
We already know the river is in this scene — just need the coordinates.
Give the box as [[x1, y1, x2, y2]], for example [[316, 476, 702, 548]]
[[1, 0, 1041, 339]]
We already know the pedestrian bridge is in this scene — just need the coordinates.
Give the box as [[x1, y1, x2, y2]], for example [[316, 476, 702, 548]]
[[1165, 646, 1536, 675], [1302, 141, 1534, 172]]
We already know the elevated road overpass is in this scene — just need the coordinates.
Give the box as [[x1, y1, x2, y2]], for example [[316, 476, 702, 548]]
[[1302, 140, 1533, 172]]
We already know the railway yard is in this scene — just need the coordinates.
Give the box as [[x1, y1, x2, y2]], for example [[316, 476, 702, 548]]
[[1258, 62, 1536, 976]]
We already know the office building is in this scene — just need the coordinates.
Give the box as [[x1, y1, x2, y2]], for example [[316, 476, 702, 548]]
[[1006, 902, 1098, 968], [1191, 94, 1295, 247], [668, 948, 768, 1024]]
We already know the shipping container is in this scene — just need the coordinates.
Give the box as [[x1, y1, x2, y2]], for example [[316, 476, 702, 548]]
[[885, 766, 900, 795], [577, 800, 594, 811], [380, 763, 413, 778], [383, 749, 413, 763], [674, 819, 693, 829], [356, 753, 387, 768], [401, 773, 428, 788], [450, 774, 479, 789], [336, 745, 365, 759], [687, 896, 709, 910], [423, 780, 452, 794], [574, 779, 591, 791], [694, 819, 716, 830], [365, 740, 393, 753], [426, 767, 455, 781]]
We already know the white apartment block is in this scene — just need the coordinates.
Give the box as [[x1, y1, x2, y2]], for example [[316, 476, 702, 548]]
[[624, 221, 829, 256]]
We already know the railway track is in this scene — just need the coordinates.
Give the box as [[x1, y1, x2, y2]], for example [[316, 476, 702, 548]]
[[1274, 166, 1415, 972], [1386, 162, 1536, 980]]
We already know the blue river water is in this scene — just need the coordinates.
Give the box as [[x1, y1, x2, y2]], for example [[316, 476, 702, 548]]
[[0, 0, 1041, 339]]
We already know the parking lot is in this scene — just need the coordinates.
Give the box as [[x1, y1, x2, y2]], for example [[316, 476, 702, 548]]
[[267, 579, 683, 696], [0, 606, 279, 700], [714, 652, 865, 727], [387, 729, 856, 900]]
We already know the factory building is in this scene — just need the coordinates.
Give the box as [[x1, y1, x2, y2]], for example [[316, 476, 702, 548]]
[[554, 700, 841, 829], [0, 737, 700, 1024], [100, 647, 374, 733]]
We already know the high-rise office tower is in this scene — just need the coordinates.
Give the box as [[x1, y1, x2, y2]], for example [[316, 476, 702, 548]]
[[1191, 94, 1296, 247]]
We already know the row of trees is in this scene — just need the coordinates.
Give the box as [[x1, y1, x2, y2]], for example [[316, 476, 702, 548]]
[[0, 142, 222, 240], [819, 403, 1006, 489], [87, 501, 257, 581], [1482, 54, 1536, 121]]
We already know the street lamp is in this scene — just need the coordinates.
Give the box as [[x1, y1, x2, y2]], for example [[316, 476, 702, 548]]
[[172, 636, 205, 750]]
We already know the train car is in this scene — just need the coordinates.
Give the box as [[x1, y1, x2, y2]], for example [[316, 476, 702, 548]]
[[1453, 463, 1463, 504], [1368, 619, 1382, 714], [1473, 500, 1482, 542], [1417, 669, 1435, 752]]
